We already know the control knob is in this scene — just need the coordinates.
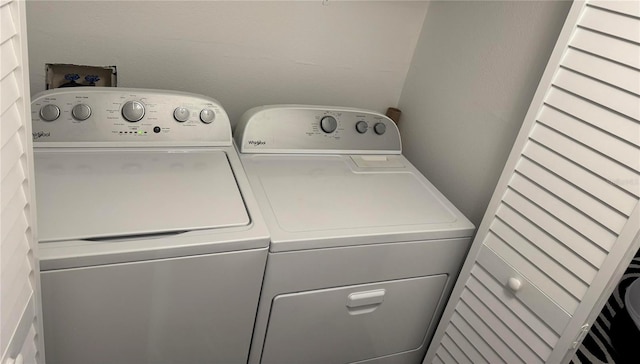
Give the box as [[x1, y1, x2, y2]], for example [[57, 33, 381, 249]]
[[200, 109, 215, 124], [72, 104, 92, 121], [374, 122, 386, 135], [174, 107, 190, 122], [40, 104, 60, 122], [320, 116, 337, 133], [122, 101, 145, 122], [355, 121, 368, 134]]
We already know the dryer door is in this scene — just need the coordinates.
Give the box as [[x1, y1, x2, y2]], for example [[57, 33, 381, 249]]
[[261, 275, 448, 364]]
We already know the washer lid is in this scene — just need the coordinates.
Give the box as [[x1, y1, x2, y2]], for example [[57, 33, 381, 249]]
[[35, 149, 250, 242]]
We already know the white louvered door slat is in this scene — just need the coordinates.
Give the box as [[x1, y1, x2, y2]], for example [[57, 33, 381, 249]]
[[445, 321, 487, 364], [579, 4, 640, 43], [545, 88, 640, 147], [440, 334, 472, 364], [569, 28, 640, 69], [561, 48, 640, 95], [466, 273, 553, 359], [589, 0, 640, 16], [515, 158, 628, 232], [0, 0, 44, 363], [424, 1, 640, 363], [522, 141, 636, 214], [537, 106, 639, 173]]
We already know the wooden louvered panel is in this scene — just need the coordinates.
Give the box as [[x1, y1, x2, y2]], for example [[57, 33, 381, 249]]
[[446, 322, 487, 364], [502, 188, 606, 268], [432, 354, 445, 364], [456, 299, 523, 363], [476, 247, 571, 334], [496, 202, 597, 285], [461, 287, 543, 363], [1, 69, 20, 115], [425, 2, 640, 362], [466, 274, 553, 359], [1, 215, 29, 273], [19, 324, 39, 364], [538, 106, 639, 173], [1, 162, 26, 221], [579, 4, 640, 43], [522, 141, 635, 215], [441, 334, 472, 364], [1, 183, 27, 244], [515, 157, 627, 232], [531, 124, 639, 198], [545, 88, 639, 147], [469, 266, 560, 348], [569, 28, 640, 70], [1, 132, 24, 181], [0, 0, 16, 44], [508, 171, 616, 250], [2, 104, 22, 147], [450, 312, 502, 363], [553, 69, 639, 121], [561, 48, 640, 95], [1, 0, 40, 362], [489, 216, 587, 301], [483, 231, 579, 313], [435, 346, 455, 364], [589, 0, 640, 17], [1, 37, 18, 80]]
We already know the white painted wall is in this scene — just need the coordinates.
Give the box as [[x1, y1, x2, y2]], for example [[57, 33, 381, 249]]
[[26, 1, 428, 126], [398, 0, 571, 226]]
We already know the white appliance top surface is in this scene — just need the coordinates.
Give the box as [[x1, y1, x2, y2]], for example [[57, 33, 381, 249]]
[[241, 154, 474, 250], [35, 148, 250, 242], [260, 157, 455, 231]]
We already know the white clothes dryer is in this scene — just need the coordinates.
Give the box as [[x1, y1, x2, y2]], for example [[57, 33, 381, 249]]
[[235, 105, 475, 364], [31, 88, 269, 364]]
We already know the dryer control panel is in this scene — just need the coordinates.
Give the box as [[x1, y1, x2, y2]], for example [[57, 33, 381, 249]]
[[31, 88, 232, 147], [235, 105, 401, 154]]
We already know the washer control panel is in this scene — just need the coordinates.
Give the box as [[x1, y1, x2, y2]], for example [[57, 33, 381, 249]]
[[31, 88, 231, 146], [235, 105, 401, 154]]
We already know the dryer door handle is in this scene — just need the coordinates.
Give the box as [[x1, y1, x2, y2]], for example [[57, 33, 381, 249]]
[[346, 289, 386, 308]]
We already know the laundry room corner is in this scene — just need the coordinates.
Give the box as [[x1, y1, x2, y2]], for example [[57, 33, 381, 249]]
[[397, 0, 572, 227]]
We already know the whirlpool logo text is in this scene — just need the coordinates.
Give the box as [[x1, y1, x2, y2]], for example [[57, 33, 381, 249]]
[[33, 131, 51, 140], [248, 140, 266, 146]]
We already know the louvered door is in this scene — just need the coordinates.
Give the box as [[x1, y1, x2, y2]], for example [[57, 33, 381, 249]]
[[424, 1, 640, 363], [1, 0, 44, 363]]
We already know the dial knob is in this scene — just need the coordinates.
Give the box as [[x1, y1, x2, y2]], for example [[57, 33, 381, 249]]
[[121, 101, 145, 122], [174, 107, 190, 122], [320, 116, 338, 133], [200, 109, 215, 124], [40, 104, 60, 122], [72, 104, 91, 121], [355, 121, 368, 134], [374, 122, 386, 135]]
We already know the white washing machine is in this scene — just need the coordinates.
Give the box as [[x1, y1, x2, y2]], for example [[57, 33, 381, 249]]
[[235, 105, 475, 364], [31, 88, 269, 364]]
